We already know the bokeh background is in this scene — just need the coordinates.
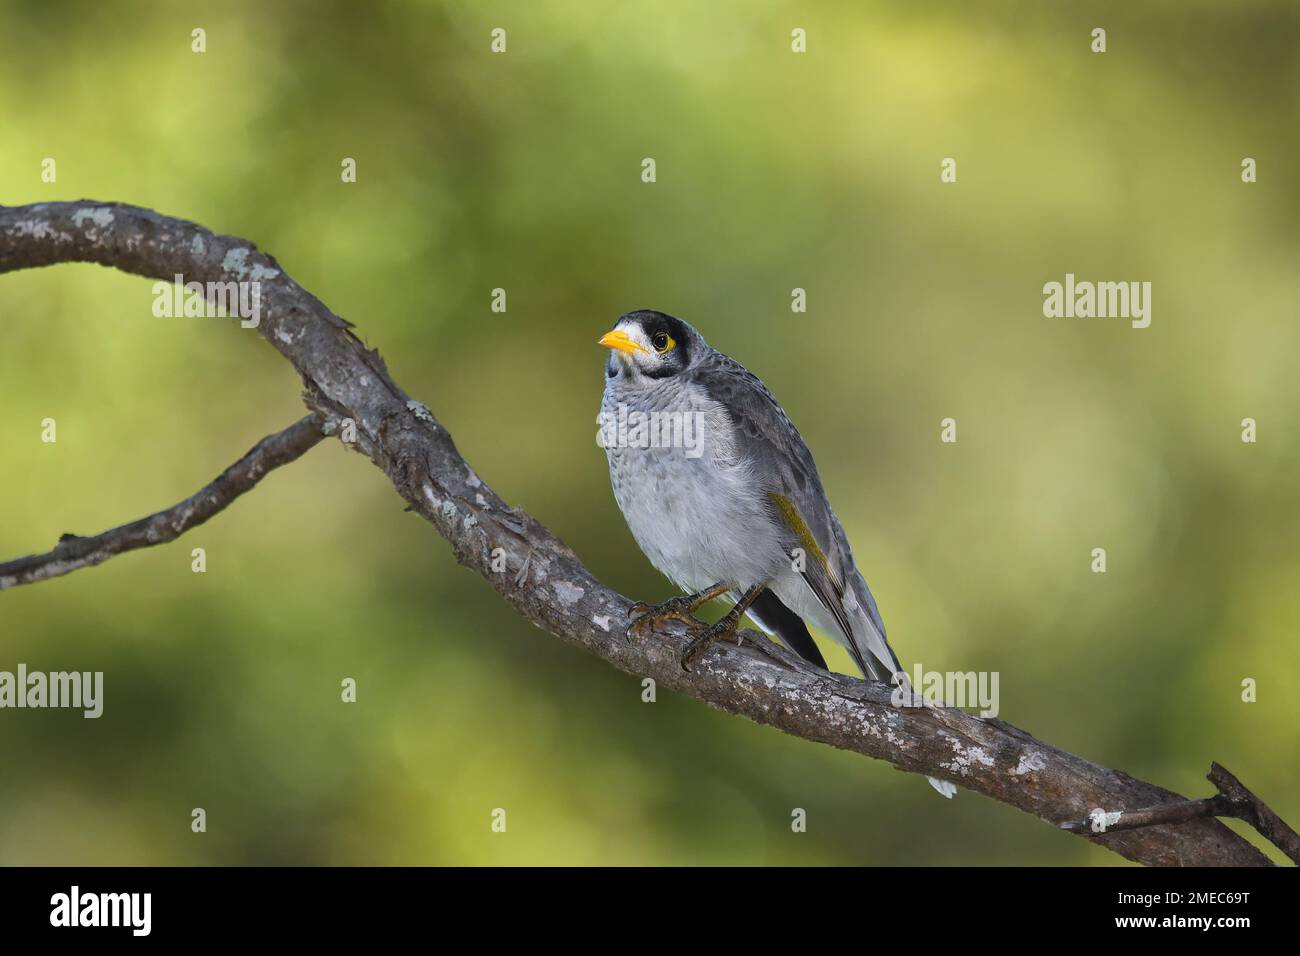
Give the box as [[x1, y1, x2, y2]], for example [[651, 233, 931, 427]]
[[1, 0, 1297, 865]]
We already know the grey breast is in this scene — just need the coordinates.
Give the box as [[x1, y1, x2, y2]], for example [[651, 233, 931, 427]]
[[601, 372, 784, 595]]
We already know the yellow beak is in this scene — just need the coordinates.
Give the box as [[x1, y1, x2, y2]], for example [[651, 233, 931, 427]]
[[598, 329, 649, 356]]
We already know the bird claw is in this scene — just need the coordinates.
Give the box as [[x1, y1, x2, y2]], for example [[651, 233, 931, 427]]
[[626, 595, 704, 641], [679, 622, 743, 671], [626, 586, 748, 662], [627, 614, 656, 641]]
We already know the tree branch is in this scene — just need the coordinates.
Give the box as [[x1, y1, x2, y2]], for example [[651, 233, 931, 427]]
[[0, 413, 328, 590], [1059, 796, 1235, 836], [0, 200, 1288, 866], [1208, 763, 1300, 864], [1058, 764, 1299, 864]]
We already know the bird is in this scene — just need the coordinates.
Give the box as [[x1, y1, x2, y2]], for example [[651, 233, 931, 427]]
[[598, 309, 956, 798]]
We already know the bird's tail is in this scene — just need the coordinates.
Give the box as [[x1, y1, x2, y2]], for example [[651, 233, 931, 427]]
[[927, 777, 958, 798], [891, 666, 958, 799], [787, 518, 958, 798], [839, 572, 958, 800]]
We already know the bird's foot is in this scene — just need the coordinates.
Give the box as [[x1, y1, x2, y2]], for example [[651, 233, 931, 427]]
[[679, 583, 766, 670], [627, 583, 730, 641], [680, 619, 745, 671], [627, 595, 708, 640]]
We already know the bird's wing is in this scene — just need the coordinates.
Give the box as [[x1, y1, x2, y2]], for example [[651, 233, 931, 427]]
[[692, 353, 959, 800], [689, 353, 901, 683]]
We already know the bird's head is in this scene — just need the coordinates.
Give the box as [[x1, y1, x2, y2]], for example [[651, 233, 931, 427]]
[[598, 310, 698, 381]]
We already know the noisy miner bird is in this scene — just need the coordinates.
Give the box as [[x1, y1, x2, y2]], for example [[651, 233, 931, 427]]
[[599, 310, 956, 798]]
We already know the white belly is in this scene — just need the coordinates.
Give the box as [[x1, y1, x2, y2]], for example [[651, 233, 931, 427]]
[[602, 384, 786, 595]]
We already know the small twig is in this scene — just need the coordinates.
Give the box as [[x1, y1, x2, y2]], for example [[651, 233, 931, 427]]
[[0, 414, 328, 590], [1210, 763, 1300, 865], [1060, 796, 1233, 835], [1059, 763, 1298, 865]]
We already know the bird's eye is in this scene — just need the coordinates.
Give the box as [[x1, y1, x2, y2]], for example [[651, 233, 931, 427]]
[[652, 332, 674, 353]]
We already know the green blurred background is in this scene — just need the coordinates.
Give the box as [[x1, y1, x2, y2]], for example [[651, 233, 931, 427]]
[[1, 0, 1297, 865]]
